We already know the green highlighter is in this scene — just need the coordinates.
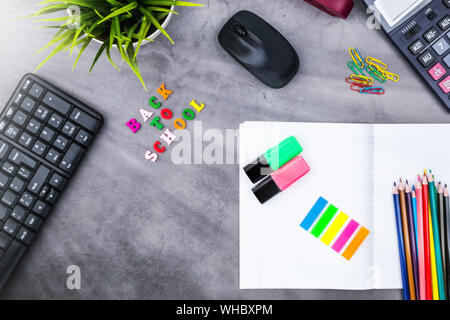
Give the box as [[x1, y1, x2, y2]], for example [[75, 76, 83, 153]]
[[243, 136, 303, 184]]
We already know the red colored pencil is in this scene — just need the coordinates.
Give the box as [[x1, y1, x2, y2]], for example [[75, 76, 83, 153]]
[[422, 174, 432, 300]]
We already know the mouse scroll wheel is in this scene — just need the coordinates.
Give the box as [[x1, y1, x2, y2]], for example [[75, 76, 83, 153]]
[[233, 24, 247, 36]]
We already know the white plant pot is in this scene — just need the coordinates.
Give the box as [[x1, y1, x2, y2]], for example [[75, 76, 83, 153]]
[[92, 5, 175, 47]]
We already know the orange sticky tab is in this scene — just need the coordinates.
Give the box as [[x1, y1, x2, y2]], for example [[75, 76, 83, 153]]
[[157, 83, 173, 100], [342, 227, 370, 260]]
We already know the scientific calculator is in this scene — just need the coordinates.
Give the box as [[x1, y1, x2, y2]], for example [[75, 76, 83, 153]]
[[363, 0, 450, 110]]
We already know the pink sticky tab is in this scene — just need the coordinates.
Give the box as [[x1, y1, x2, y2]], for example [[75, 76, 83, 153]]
[[331, 220, 359, 253], [428, 63, 446, 81], [439, 76, 450, 94]]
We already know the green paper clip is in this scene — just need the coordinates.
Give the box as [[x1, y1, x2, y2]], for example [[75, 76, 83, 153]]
[[347, 61, 365, 76], [366, 65, 386, 83]]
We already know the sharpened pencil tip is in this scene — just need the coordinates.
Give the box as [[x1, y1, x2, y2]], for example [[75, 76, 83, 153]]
[[394, 181, 396, 186], [406, 179, 409, 185]]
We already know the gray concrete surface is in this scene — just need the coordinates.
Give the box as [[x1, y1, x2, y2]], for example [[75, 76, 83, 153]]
[[0, 0, 448, 299]]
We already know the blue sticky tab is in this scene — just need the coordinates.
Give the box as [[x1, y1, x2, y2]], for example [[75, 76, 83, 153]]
[[300, 196, 328, 231]]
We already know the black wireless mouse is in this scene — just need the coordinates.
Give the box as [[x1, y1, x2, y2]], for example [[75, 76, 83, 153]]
[[218, 10, 299, 89]]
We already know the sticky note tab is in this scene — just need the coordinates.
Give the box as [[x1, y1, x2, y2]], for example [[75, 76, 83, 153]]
[[311, 204, 338, 238], [332, 220, 359, 253], [300, 197, 328, 231], [342, 227, 370, 260], [321, 212, 349, 245]]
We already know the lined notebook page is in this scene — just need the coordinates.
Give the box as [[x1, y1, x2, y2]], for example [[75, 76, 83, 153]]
[[372, 124, 450, 288], [239, 122, 373, 289]]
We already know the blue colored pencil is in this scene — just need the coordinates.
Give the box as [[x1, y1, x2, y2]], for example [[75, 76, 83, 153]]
[[393, 182, 410, 300]]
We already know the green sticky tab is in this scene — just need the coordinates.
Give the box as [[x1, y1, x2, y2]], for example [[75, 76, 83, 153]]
[[263, 136, 303, 170], [311, 205, 338, 238]]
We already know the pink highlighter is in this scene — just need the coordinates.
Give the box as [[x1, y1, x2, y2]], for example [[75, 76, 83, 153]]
[[252, 156, 310, 204], [303, 0, 354, 19]]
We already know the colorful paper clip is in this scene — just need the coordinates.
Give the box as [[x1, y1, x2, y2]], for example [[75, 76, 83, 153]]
[[347, 61, 365, 76], [349, 48, 365, 69], [360, 86, 385, 95], [379, 70, 400, 82], [350, 74, 373, 86], [366, 65, 386, 83], [366, 56, 388, 70]]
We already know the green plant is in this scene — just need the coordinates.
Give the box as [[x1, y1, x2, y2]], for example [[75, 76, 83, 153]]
[[26, 0, 203, 90]]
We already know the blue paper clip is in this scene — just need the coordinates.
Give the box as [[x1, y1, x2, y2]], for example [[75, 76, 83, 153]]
[[360, 86, 385, 95]]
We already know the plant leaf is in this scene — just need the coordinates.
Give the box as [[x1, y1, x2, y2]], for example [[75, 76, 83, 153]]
[[139, 7, 173, 44], [98, 1, 138, 24]]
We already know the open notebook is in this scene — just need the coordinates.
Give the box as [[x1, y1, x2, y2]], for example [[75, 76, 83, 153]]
[[239, 122, 450, 289]]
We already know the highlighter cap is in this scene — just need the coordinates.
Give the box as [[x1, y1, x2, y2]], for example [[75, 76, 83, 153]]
[[244, 136, 303, 184], [252, 156, 310, 204]]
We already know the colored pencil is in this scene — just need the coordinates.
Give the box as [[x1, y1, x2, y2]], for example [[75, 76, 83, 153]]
[[430, 210, 440, 300], [445, 185, 450, 299], [428, 173, 446, 299], [412, 188, 419, 254], [422, 175, 432, 299], [399, 179, 416, 299], [393, 182, 410, 300], [438, 183, 448, 299], [415, 180, 426, 300], [405, 181, 420, 299]]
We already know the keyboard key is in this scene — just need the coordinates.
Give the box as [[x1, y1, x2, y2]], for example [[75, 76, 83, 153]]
[[53, 135, 68, 151], [8, 149, 37, 170], [423, 27, 438, 43], [0, 141, 10, 160], [444, 53, 450, 68], [0, 240, 26, 287], [40, 126, 55, 143], [0, 119, 8, 133], [62, 121, 78, 138], [20, 97, 36, 113], [45, 188, 59, 204], [18, 132, 34, 148], [34, 105, 50, 121], [27, 165, 50, 194], [0, 232, 12, 250], [39, 185, 49, 198], [32, 140, 47, 156], [13, 93, 24, 106], [18, 167, 32, 180], [418, 50, 436, 68], [59, 143, 84, 173], [439, 76, 450, 93], [45, 148, 62, 164], [49, 173, 66, 190], [16, 227, 33, 245], [2, 162, 17, 176], [1, 191, 17, 207], [12, 111, 28, 127], [48, 113, 63, 130], [69, 108, 101, 133], [19, 192, 35, 209], [26, 119, 42, 135], [75, 129, 93, 146], [4, 124, 20, 140], [432, 38, 450, 56], [29, 83, 44, 99], [10, 206, 27, 222], [0, 173, 10, 190], [3, 219, 20, 236], [9, 177, 25, 194], [0, 205, 9, 221], [43, 91, 71, 115], [5, 106, 16, 119], [21, 79, 33, 92], [24, 214, 42, 232], [33, 200, 50, 218], [439, 16, 450, 31], [409, 39, 425, 55]]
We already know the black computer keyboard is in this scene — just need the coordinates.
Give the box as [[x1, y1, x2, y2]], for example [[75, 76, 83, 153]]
[[0, 74, 103, 291]]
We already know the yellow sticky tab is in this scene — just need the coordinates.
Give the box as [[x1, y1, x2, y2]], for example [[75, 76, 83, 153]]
[[321, 212, 349, 246]]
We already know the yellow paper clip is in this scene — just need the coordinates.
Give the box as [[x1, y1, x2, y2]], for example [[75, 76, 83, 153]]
[[349, 48, 365, 69], [381, 70, 400, 82], [350, 74, 373, 86], [366, 56, 388, 70]]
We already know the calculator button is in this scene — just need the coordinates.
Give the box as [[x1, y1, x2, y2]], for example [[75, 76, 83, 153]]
[[432, 38, 450, 56], [418, 50, 436, 67], [445, 0, 450, 8], [20, 97, 36, 113], [426, 10, 436, 20], [423, 28, 439, 43], [409, 39, 425, 55], [439, 76, 450, 93], [29, 83, 44, 99], [438, 16, 450, 31], [444, 53, 450, 68], [405, 24, 421, 40]]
